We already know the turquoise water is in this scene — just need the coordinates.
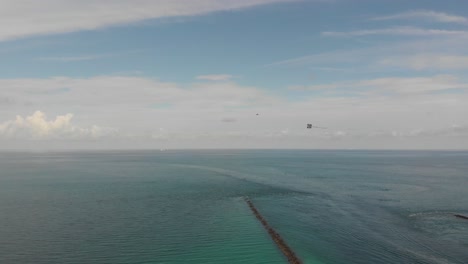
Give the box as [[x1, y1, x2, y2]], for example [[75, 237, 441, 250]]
[[0, 150, 467, 263]]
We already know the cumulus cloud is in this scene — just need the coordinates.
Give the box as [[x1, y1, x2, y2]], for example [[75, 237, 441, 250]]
[[0, 75, 467, 149], [0, 111, 117, 140], [0, 0, 297, 42]]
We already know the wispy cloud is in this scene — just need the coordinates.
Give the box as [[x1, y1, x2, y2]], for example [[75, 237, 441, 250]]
[[268, 34, 468, 69], [380, 54, 468, 70], [322, 27, 468, 37], [358, 75, 467, 94], [290, 75, 468, 95], [37, 55, 108, 62], [267, 47, 380, 67], [373, 10, 468, 25], [0, 75, 278, 110], [196, 74, 234, 81], [0, 0, 299, 42], [36, 50, 145, 62]]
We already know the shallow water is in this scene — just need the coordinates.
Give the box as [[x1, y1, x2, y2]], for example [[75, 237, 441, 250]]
[[0, 150, 467, 263]]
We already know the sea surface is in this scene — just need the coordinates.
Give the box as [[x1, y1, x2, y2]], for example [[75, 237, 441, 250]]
[[0, 150, 467, 264]]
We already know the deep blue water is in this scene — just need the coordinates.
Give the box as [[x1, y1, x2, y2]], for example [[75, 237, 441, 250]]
[[0, 150, 467, 263]]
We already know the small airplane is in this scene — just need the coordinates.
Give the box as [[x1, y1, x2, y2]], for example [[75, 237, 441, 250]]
[[307, 123, 326, 129]]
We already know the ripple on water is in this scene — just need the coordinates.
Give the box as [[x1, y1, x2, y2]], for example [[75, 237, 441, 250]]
[[409, 211, 468, 245]]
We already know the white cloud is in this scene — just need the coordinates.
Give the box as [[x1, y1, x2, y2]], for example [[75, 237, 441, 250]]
[[322, 27, 468, 37], [267, 47, 384, 67], [0, 75, 278, 110], [36, 55, 109, 62], [358, 75, 466, 94], [196, 74, 234, 81], [0, 111, 117, 140], [407, 125, 468, 138], [221, 117, 237, 122], [0, 75, 282, 144], [291, 75, 468, 95], [268, 35, 468, 72], [0, 96, 16, 106], [0, 0, 298, 42], [374, 10, 468, 25], [0, 75, 467, 149], [380, 54, 468, 70], [365, 125, 468, 139], [36, 50, 143, 62], [270, 11, 468, 72]]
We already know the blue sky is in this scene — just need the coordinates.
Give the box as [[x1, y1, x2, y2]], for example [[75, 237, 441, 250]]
[[0, 0, 467, 149]]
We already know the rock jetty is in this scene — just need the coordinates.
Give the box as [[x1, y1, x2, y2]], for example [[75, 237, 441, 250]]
[[244, 197, 302, 264], [454, 214, 468, 220]]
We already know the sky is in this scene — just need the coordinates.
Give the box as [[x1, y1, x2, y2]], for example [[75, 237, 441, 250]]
[[0, 0, 467, 150]]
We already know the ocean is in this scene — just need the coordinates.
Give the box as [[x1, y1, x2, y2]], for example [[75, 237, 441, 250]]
[[0, 150, 467, 263]]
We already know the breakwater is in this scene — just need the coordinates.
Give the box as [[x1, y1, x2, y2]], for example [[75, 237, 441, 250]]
[[244, 197, 302, 264], [454, 214, 468, 220]]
